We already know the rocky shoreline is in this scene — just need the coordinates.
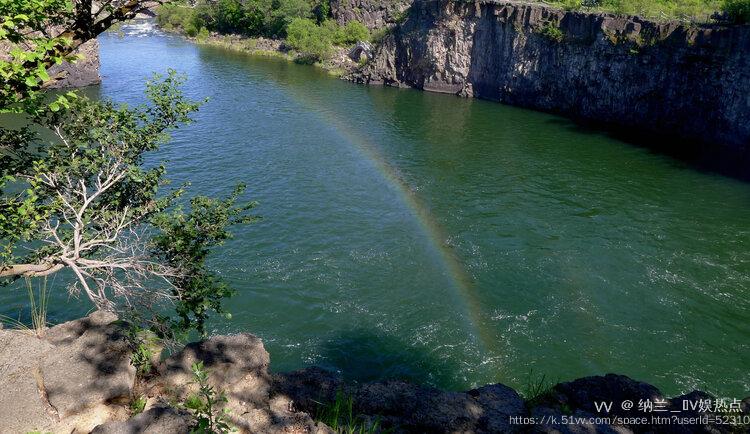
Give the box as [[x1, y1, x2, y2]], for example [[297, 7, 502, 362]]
[[185, 33, 361, 77], [2, 312, 748, 433]]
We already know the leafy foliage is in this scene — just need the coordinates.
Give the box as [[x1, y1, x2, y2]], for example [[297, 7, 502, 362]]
[[332, 20, 369, 46], [157, 1, 370, 61], [128, 324, 157, 377], [538, 23, 564, 42], [541, 0, 724, 22], [2, 70, 256, 336], [151, 184, 258, 335], [0, 0, 77, 112], [185, 361, 235, 434], [130, 395, 148, 415], [723, 0, 750, 22], [2, 0, 257, 337], [159, 0, 325, 37], [286, 17, 333, 60]]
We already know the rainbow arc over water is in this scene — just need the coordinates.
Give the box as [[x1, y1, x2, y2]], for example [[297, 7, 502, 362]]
[[291, 97, 495, 355]]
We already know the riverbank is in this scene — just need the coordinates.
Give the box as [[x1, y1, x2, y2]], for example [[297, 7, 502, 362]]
[[148, 0, 750, 169], [2, 312, 748, 433], [183, 32, 360, 78]]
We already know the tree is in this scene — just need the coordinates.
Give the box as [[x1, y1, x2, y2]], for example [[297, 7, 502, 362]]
[[723, 0, 750, 23], [1, 0, 166, 110], [1, 0, 256, 336], [285, 17, 331, 60]]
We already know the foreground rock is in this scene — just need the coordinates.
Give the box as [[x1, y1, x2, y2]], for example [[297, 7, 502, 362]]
[[1, 312, 747, 433], [274, 369, 749, 434], [0, 311, 132, 433], [90, 407, 192, 434]]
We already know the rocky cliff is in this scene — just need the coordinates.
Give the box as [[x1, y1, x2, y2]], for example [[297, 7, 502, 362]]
[[331, 0, 413, 29], [355, 0, 750, 153]]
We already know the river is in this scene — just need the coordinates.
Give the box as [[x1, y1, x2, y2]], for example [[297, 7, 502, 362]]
[[2, 22, 749, 398]]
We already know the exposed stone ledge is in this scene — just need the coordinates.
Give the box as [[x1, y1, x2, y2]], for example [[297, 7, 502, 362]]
[[1, 312, 748, 433]]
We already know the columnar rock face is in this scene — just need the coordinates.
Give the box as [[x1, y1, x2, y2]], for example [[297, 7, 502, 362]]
[[356, 0, 750, 152], [330, 0, 414, 29]]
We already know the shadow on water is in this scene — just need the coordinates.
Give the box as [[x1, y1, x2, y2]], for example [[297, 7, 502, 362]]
[[316, 328, 465, 389], [546, 117, 750, 182]]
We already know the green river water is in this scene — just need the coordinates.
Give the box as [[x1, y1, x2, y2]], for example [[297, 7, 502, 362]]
[[2, 23, 749, 398]]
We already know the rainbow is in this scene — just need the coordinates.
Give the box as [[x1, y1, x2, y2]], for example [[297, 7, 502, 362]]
[[288, 93, 496, 355]]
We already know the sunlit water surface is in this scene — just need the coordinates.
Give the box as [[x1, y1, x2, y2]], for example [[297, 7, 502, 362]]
[[2, 21, 749, 397]]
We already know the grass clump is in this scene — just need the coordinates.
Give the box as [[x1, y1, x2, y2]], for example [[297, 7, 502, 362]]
[[130, 395, 148, 415], [540, 0, 725, 23], [521, 371, 558, 408], [0, 277, 51, 338], [315, 390, 387, 434]]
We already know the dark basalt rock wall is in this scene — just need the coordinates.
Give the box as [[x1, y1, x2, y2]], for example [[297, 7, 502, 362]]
[[356, 0, 750, 154], [330, 0, 414, 29]]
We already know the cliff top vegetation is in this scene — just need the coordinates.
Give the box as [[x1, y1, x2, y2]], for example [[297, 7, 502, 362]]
[[540, 0, 749, 23]]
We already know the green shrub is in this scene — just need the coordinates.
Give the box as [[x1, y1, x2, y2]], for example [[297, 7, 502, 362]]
[[197, 27, 210, 42], [157, 4, 189, 29], [541, 0, 724, 22], [185, 362, 234, 434], [214, 0, 247, 33], [538, 23, 564, 42], [157, 4, 208, 36], [313, 0, 331, 23], [127, 325, 156, 377], [286, 17, 333, 61], [370, 27, 391, 44], [130, 395, 148, 415], [158, 0, 323, 37], [184, 21, 200, 37], [333, 20, 370, 45], [723, 0, 750, 22]]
